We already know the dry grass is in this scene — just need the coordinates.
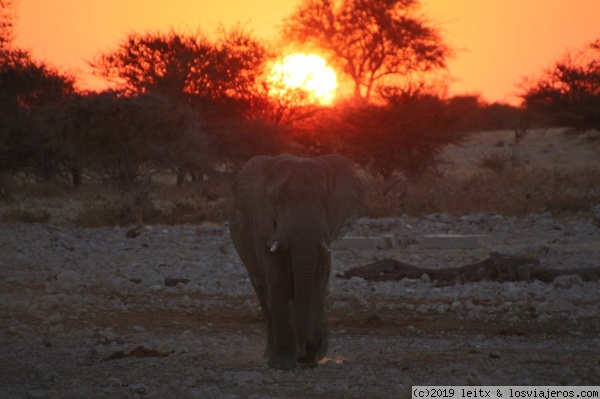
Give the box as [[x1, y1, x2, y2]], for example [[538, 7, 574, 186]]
[[1, 133, 598, 225], [72, 179, 232, 227], [366, 168, 600, 218], [0, 209, 52, 224], [72, 201, 230, 227], [1, 167, 598, 226]]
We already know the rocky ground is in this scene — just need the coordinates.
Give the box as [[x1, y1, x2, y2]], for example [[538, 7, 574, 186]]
[[1, 210, 599, 399]]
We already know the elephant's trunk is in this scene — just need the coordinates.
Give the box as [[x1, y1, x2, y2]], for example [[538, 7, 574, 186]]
[[290, 241, 327, 363]]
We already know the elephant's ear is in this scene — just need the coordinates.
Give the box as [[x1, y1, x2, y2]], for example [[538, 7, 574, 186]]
[[232, 156, 276, 241], [316, 154, 364, 240]]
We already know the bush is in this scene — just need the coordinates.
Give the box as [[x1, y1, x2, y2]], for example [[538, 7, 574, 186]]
[[476, 151, 513, 174], [319, 94, 473, 183], [521, 38, 600, 137]]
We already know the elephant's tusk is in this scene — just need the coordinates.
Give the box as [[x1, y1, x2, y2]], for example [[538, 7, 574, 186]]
[[321, 242, 331, 253], [269, 241, 280, 253]]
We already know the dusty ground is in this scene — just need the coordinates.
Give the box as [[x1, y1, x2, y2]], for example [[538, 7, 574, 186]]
[[1, 129, 599, 398], [441, 128, 599, 173], [1, 211, 599, 399]]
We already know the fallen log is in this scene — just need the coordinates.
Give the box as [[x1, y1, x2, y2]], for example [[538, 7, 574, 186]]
[[341, 252, 600, 285]]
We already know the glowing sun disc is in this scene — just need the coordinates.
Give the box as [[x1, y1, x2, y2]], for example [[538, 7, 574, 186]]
[[269, 53, 338, 105]]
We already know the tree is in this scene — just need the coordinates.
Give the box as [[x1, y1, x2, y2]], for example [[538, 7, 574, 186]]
[[45, 92, 206, 222], [329, 92, 472, 189], [282, 0, 450, 101], [0, 2, 75, 192], [521, 38, 600, 141], [1, 0, 15, 50], [90, 27, 269, 106], [0, 50, 75, 183], [90, 27, 295, 168]]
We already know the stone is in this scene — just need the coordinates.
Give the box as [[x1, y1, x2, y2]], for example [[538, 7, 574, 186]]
[[185, 386, 221, 399], [331, 301, 352, 310], [331, 237, 390, 250], [56, 270, 82, 292], [222, 370, 263, 385], [421, 234, 495, 249], [138, 268, 165, 287], [552, 274, 584, 288], [381, 235, 397, 248], [128, 383, 149, 395]]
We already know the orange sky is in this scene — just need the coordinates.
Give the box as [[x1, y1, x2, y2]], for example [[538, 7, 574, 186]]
[[13, 0, 600, 104]]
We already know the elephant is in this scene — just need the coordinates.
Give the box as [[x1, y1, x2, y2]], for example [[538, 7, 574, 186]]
[[229, 154, 363, 370]]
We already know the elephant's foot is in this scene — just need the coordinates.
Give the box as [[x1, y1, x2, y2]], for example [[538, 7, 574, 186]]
[[297, 356, 318, 368], [297, 337, 328, 367], [297, 349, 321, 368], [267, 353, 297, 370], [314, 335, 329, 362]]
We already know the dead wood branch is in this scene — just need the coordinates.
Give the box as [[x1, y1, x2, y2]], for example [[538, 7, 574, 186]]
[[341, 252, 600, 285]]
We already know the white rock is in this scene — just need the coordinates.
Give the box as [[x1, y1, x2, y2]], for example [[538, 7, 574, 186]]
[[417, 304, 429, 313], [56, 270, 82, 292], [185, 386, 221, 399], [34, 363, 58, 382], [552, 274, 584, 288], [331, 301, 352, 310], [575, 307, 598, 319], [146, 284, 163, 293], [128, 383, 149, 395], [435, 304, 448, 314], [107, 377, 122, 387], [27, 391, 46, 399], [535, 302, 556, 314], [222, 370, 263, 385], [138, 268, 165, 287]]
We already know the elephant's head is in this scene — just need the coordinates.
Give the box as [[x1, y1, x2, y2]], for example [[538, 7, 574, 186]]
[[232, 154, 363, 364]]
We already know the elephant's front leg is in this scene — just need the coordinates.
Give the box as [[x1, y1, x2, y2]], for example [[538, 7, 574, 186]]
[[261, 253, 298, 370]]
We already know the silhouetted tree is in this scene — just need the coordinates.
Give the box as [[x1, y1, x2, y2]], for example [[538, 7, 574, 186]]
[[0, 0, 15, 50], [282, 0, 450, 101], [0, 5, 75, 193], [45, 92, 206, 221], [89, 27, 296, 169], [215, 25, 273, 103], [329, 92, 471, 189], [90, 27, 269, 106], [207, 118, 289, 171], [477, 102, 523, 131], [521, 38, 600, 141]]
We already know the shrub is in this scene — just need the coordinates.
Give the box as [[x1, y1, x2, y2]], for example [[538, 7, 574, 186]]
[[476, 151, 513, 174]]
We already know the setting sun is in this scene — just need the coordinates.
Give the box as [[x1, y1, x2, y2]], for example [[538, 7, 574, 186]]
[[269, 54, 338, 105]]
